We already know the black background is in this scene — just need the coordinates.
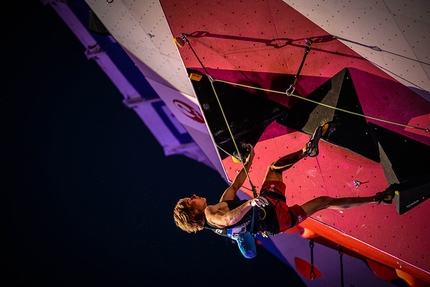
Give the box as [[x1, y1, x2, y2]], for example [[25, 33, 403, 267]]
[[2, 1, 305, 286]]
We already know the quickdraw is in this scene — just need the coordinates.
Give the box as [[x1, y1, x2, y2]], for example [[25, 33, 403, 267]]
[[286, 38, 313, 96]]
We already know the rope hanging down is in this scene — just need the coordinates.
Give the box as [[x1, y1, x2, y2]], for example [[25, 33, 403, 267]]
[[180, 33, 264, 237], [180, 33, 258, 198], [177, 33, 428, 133]]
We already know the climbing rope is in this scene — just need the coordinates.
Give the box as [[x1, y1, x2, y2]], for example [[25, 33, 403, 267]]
[[180, 33, 259, 198], [214, 78, 428, 132], [178, 33, 428, 133]]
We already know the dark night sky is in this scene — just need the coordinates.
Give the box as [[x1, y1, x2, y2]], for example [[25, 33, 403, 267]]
[[2, 1, 305, 286]]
